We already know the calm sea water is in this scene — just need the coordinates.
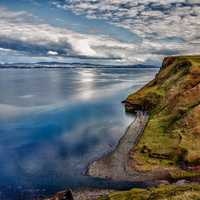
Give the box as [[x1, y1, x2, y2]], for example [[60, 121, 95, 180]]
[[0, 67, 158, 199]]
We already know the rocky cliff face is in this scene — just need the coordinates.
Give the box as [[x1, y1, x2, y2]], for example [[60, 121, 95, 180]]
[[124, 55, 200, 176]]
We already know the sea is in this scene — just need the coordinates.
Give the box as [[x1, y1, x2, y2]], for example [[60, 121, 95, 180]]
[[0, 64, 158, 199]]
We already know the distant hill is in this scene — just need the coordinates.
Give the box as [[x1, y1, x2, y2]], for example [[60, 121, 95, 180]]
[[0, 62, 158, 69]]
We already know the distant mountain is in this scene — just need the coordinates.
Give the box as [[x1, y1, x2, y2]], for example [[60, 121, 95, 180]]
[[0, 61, 159, 68]]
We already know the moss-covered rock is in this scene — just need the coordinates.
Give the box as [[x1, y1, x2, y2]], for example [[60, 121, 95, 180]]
[[124, 55, 200, 176]]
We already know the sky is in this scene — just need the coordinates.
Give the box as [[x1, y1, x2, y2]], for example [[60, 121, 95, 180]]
[[0, 0, 200, 65]]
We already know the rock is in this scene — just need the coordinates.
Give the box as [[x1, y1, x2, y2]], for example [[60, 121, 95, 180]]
[[61, 189, 74, 200], [46, 189, 74, 200], [158, 180, 170, 185], [175, 180, 188, 185]]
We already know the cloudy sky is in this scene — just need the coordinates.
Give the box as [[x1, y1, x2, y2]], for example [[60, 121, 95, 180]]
[[0, 0, 200, 65]]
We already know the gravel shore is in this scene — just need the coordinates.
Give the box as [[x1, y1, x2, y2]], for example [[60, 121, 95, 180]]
[[86, 111, 150, 181]]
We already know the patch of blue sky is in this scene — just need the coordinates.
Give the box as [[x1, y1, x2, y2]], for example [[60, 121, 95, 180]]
[[0, 0, 141, 44]]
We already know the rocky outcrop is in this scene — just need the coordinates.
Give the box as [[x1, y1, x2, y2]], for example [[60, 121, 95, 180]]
[[45, 189, 74, 200]]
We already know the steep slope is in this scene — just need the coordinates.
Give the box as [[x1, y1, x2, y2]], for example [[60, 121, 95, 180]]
[[124, 55, 200, 176]]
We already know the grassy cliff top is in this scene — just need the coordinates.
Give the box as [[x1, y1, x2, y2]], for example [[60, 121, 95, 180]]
[[124, 55, 200, 176], [98, 184, 200, 200]]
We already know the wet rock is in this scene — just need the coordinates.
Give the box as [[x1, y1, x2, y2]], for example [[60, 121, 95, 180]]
[[46, 189, 74, 200], [61, 189, 74, 200]]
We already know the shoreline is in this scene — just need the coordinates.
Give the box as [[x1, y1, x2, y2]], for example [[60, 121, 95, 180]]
[[46, 111, 171, 200], [45, 111, 191, 200], [86, 111, 171, 183], [45, 112, 150, 200], [86, 111, 149, 181], [46, 188, 116, 200], [45, 55, 200, 199]]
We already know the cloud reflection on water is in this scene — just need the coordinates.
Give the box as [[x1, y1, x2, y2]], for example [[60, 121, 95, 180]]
[[0, 68, 158, 196]]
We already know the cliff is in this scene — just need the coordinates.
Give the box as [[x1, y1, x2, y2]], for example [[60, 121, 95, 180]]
[[97, 55, 200, 200], [45, 56, 200, 200], [124, 55, 200, 177]]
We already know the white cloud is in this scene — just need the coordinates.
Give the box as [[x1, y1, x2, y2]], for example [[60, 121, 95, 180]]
[[52, 0, 200, 63], [0, 7, 145, 64], [2, 1, 200, 65], [47, 51, 59, 56], [0, 7, 164, 65]]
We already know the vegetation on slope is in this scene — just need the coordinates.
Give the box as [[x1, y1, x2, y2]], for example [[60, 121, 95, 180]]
[[124, 55, 200, 176], [98, 184, 200, 200]]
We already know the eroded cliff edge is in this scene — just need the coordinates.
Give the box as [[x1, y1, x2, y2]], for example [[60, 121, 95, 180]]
[[124, 55, 200, 179]]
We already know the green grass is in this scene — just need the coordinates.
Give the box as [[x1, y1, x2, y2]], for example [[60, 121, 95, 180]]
[[98, 184, 200, 200]]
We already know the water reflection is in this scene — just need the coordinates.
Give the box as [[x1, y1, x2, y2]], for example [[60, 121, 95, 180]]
[[0, 67, 158, 199]]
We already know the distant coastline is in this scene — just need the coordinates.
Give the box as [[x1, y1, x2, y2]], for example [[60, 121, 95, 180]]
[[0, 62, 159, 69]]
